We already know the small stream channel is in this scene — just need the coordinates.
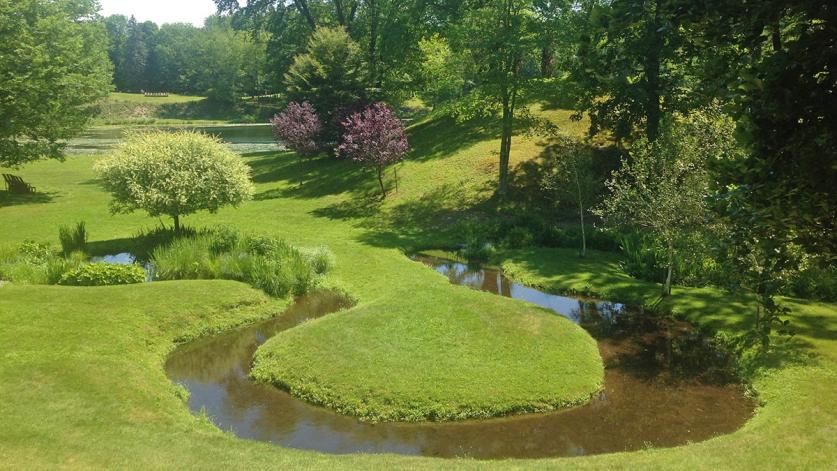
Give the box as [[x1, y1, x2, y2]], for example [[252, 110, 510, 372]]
[[163, 254, 754, 459]]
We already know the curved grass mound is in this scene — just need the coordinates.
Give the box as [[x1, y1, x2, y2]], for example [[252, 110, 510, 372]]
[[251, 284, 604, 422]]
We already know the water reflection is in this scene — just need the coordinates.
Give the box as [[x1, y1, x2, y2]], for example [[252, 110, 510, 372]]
[[164, 258, 754, 459]]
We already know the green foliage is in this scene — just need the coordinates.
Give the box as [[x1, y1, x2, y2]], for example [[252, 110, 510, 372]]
[[301, 246, 336, 275], [597, 107, 740, 294], [416, 35, 468, 106], [571, 0, 705, 142], [0, 0, 112, 166], [58, 263, 146, 286], [58, 222, 88, 256], [0, 242, 85, 285], [284, 26, 368, 140], [94, 130, 254, 230], [541, 137, 601, 256], [151, 230, 331, 298], [787, 263, 837, 302], [104, 15, 267, 101]]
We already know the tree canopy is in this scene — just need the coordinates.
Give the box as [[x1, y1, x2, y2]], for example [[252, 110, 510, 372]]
[[0, 0, 111, 167], [95, 130, 254, 231]]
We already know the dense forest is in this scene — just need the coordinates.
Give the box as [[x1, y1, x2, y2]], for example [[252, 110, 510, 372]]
[[103, 14, 268, 102]]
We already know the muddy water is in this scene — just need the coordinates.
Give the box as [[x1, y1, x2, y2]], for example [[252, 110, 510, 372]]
[[164, 257, 754, 459]]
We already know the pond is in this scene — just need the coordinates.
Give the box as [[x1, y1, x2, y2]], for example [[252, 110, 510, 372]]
[[162, 254, 755, 459], [66, 124, 279, 155]]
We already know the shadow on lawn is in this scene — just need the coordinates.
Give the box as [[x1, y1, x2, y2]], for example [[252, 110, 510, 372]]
[[0, 190, 58, 207], [245, 151, 376, 201]]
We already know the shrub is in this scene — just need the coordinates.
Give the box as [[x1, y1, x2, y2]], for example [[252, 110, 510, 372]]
[[337, 102, 410, 197], [270, 102, 323, 157], [151, 236, 217, 280], [95, 130, 254, 231], [786, 263, 837, 302], [0, 243, 85, 285], [58, 221, 88, 255], [302, 246, 336, 275], [501, 226, 535, 249], [58, 263, 146, 286], [150, 230, 333, 298]]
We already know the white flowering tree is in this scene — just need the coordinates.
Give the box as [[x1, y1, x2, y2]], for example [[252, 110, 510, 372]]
[[95, 130, 254, 231]]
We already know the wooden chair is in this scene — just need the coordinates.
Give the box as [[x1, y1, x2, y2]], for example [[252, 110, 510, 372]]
[[2, 174, 36, 194]]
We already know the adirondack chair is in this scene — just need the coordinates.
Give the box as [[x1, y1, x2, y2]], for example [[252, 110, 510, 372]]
[[2, 174, 36, 194]]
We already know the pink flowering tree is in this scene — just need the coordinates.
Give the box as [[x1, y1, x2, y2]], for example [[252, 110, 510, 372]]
[[270, 101, 323, 158], [337, 103, 410, 197]]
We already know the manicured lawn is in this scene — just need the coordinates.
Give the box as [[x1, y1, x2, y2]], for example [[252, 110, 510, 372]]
[[251, 277, 602, 422], [107, 92, 207, 105], [0, 110, 835, 468]]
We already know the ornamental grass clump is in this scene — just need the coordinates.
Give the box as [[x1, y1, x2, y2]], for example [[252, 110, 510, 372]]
[[337, 102, 409, 197], [94, 130, 254, 232], [151, 229, 333, 298]]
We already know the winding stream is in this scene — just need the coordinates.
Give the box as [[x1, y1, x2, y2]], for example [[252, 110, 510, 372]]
[[164, 255, 754, 459]]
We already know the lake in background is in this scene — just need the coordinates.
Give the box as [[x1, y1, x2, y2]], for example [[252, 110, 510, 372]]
[[66, 124, 280, 155]]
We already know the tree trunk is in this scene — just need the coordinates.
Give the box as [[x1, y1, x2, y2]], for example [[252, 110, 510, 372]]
[[376, 165, 386, 197], [335, 0, 346, 25], [645, 0, 663, 141], [393, 164, 399, 193], [575, 168, 586, 257], [292, 0, 316, 30], [173, 214, 180, 233], [663, 241, 673, 296], [368, 0, 379, 86], [498, 96, 513, 198], [540, 46, 555, 77]]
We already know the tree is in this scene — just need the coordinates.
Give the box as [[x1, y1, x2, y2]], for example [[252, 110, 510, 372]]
[[120, 16, 150, 91], [541, 137, 599, 257], [686, 0, 837, 260], [337, 103, 409, 197], [0, 0, 112, 167], [572, 0, 700, 143], [95, 131, 254, 231], [455, 0, 539, 198], [284, 26, 368, 143], [271, 102, 323, 185], [596, 108, 738, 296], [153, 23, 203, 93]]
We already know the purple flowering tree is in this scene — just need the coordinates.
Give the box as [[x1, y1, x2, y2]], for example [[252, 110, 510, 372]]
[[270, 101, 323, 158], [337, 103, 410, 197]]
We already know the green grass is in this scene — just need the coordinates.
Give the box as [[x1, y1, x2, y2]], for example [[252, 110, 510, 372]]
[[0, 107, 835, 468], [94, 92, 280, 125], [107, 92, 207, 104], [251, 277, 603, 422]]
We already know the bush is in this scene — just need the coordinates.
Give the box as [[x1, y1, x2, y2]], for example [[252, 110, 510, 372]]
[[0, 242, 85, 285], [58, 221, 88, 255], [786, 263, 837, 302], [59, 263, 146, 286], [302, 246, 336, 275], [501, 226, 535, 249], [150, 230, 333, 298]]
